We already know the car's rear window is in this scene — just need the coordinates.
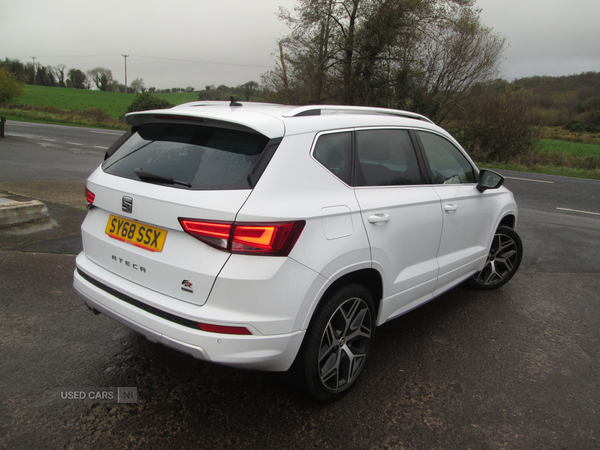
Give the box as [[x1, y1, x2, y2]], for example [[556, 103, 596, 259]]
[[102, 123, 270, 190]]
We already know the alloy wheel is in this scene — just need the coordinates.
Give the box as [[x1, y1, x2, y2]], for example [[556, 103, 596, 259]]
[[318, 297, 373, 392], [473, 229, 520, 286]]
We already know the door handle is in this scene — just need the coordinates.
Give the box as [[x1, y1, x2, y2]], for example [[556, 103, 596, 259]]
[[443, 204, 458, 213], [368, 213, 390, 226]]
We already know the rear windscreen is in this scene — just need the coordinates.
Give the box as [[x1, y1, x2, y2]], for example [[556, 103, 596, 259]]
[[102, 123, 270, 190]]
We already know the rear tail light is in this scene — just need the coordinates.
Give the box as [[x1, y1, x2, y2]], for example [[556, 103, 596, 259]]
[[178, 219, 305, 256], [85, 187, 95, 208], [179, 220, 231, 250]]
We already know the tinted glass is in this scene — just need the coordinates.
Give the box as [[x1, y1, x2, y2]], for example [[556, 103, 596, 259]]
[[103, 123, 269, 190], [418, 131, 475, 184], [355, 129, 424, 186], [313, 132, 353, 185]]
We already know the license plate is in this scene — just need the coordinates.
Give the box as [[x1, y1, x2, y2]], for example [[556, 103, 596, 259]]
[[105, 215, 167, 252]]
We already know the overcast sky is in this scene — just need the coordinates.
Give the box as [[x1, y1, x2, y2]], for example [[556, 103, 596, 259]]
[[1, 0, 599, 91]]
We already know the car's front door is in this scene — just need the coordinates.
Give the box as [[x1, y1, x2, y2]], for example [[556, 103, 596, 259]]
[[416, 131, 496, 296]]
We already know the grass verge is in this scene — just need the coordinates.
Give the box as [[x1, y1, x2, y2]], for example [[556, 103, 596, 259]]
[[476, 161, 600, 180], [0, 105, 128, 130]]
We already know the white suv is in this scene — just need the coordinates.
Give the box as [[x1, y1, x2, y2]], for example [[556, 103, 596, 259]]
[[73, 101, 522, 401]]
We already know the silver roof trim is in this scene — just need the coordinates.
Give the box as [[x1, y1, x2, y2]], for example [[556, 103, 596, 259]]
[[283, 105, 434, 124]]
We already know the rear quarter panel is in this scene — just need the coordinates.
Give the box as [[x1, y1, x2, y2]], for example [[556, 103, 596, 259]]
[[237, 132, 373, 330]]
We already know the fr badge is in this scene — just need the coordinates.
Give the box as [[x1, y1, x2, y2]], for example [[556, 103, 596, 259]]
[[181, 280, 193, 293]]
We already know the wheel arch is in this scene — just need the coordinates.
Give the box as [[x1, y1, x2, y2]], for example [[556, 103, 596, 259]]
[[301, 268, 383, 332], [483, 212, 517, 258], [499, 214, 516, 229]]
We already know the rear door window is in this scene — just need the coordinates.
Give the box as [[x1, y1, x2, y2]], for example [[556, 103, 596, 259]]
[[355, 129, 425, 186], [103, 123, 270, 190]]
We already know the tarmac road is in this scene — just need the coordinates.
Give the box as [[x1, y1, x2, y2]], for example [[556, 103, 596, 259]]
[[0, 121, 121, 182], [1, 123, 599, 449]]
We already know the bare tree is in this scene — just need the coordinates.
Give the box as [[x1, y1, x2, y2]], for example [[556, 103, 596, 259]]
[[130, 78, 145, 94], [86, 67, 115, 91], [266, 0, 506, 121], [54, 64, 67, 87], [402, 3, 506, 121]]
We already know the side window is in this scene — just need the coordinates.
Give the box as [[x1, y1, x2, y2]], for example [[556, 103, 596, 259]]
[[313, 132, 352, 185], [355, 129, 424, 186], [418, 131, 476, 184]]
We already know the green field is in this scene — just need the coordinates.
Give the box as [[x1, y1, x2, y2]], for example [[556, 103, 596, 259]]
[[14, 85, 199, 118], [476, 138, 600, 180], [536, 138, 600, 158]]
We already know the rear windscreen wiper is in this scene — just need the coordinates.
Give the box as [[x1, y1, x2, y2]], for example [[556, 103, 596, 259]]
[[134, 168, 192, 187]]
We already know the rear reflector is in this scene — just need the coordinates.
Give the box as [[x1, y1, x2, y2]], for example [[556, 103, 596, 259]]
[[85, 187, 95, 208], [197, 322, 252, 335], [179, 219, 305, 256]]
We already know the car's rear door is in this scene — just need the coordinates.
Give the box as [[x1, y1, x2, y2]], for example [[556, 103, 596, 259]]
[[352, 128, 443, 323]]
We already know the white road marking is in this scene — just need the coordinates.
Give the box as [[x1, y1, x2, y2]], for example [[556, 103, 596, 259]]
[[67, 142, 83, 146], [557, 207, 600, 216], [91, 131, 123, 136], [42, 138, 56, 142], [505, 176, 554, 184], [94, 146, 109, 149]]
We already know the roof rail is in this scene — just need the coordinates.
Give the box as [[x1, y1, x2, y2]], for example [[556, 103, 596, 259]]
[[283, 105, 434, 123]]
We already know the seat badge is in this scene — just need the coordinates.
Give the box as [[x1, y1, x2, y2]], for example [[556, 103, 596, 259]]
[[181, 280, 193, 293], [122, 196, 133, 213]]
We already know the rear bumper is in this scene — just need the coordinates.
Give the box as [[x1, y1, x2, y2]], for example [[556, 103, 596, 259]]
[[73, 254, 306, 371], [74, 282, 211, 361]]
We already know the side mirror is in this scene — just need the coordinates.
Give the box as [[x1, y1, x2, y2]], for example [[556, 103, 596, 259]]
[[477, 169, 505, 193]]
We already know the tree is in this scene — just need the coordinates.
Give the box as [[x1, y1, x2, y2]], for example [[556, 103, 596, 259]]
[[87, 67, 116, 91], [130, 78, 145, 94], [35, 65, 56, 87], [1, 58, 30, 83], [67, 68, 87, 89], [267, 0, 506, 122], [452, 86, 537, 162], [399, 3, 507, 122], [197, 85, 232, 101], [0, 66, 25, 103], [55, 65, 67, 87], [240, 81, 259, 101]]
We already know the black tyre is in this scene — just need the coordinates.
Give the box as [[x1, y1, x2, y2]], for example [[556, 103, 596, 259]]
[[290, 284, 375, 402], [467, 225, 523, 290]]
